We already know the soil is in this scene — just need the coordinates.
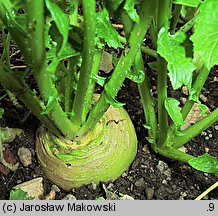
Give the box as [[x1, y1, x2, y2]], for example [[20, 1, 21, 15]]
[[0, 65, 217, 200]]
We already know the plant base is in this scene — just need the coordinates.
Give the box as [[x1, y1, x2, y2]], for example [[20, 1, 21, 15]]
[[36, 106, 137, 191]]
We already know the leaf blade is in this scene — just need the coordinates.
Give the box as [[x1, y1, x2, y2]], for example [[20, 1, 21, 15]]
[[45, 0, 69, 48], [173, 0, 202, 7], [188, 153, 218, 174], [157, 28, 196, 90], [96, 8, 123, 49], [190, 0, 218, 70], [124, 0, 140, 23], [164, 97, 184, 127], [10, 188, 34, 200]]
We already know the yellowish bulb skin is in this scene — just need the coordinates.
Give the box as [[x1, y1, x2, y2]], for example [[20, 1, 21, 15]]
[[36, 105, 137, 191]]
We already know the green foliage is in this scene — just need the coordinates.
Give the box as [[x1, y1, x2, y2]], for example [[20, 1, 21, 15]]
[[92, 74, 106, 87], [10, 0, 27, 9], [0, 108, 4, 119], [105, 88, 125, 108], [188, 153, 218, 174], [10, 188, 34, 200], [103, 0, 123, 11], [0, 128, 23, 143], [190, 0, 218, 70], [127, 68, 145, 83], [45, 0, 72, 73], [96, 196, 105, 200], [164, 98, 184, 127], [157, 28, 196, 90], [173, 0, 202, 7], [124, 0, 140, 23], [45, 0, 69, 49], [96, 8, 123, 49]]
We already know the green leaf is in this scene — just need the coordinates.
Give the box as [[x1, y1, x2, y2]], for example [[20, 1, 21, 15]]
[[127, 68, 145, 83], [0, 3, 30, 60], [104, 0, 123, 11], [44, 1, 80, 77], [96, 196, 105, 200], [190, 0, 218, 70], [47, 43, 79, 60], [92, 74, 106, 87], [65, 111, 75, 117], [41, 89, 58, 115], [11, 0, 27, 9], [105, 95, 125, 108], [105, 86, 125, 108], [148, 61, 157, 71], [45, 0, 69, 49], [46, 42, 79, 73], [164, 98, 184, 127], [0, 128, 23, 143], [175, 130, 185, 136], [157, 28, 196, 90], [143, 124, 151, 130], [173, 0, 202, 7], [44, 19, 53, 49], [189, 89, 207, 116], [146, 136, 155, 145], [10, 188, 34, 200], [188, 153, 218, 174], [0, 108, 4, 119], [96, 8, 123, 49], [124, 0, 140, 23]]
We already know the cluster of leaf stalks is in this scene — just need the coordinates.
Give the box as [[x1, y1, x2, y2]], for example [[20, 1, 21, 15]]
[[0, 0, 217, 174]]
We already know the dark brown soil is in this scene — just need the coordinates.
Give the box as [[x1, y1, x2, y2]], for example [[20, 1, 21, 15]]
[[0, 66, 217, 200]]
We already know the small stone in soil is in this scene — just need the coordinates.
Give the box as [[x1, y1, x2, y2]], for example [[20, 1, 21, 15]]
[[16, 180, 22, 184], [107, 183, 114, 191], [91, 182, 97, 190], [178, 146, 187, 153], [134, 177, 145, 188], [127, 176, 133, 181], [201, 131, 207, 136], [13, 177, 44, 200], [131, 158, 140, 170], [202, 195, 209, 200], [51, 184, 60, 192], [17, 147, 32, 167], [182, 86, 189, 95], [120, 194, 134, 200], [205, 147, 209, 153], [215, 125, 218, 130], [142, 145, 150, 154], [208, 134, 213, 138], [157, 161, 171, 181], [44, 189, 56, 200], [122, 172, 128, 178], [180, 97, 187, 104], [145, 187, 154, 200], [199, 94, 207, 102], [62, 194, 77, 200], [179, 191, 187, 200], [162, 180, 168, 185]]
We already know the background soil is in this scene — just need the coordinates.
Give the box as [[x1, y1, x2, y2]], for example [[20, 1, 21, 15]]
[[0, 65, 217, 200]]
